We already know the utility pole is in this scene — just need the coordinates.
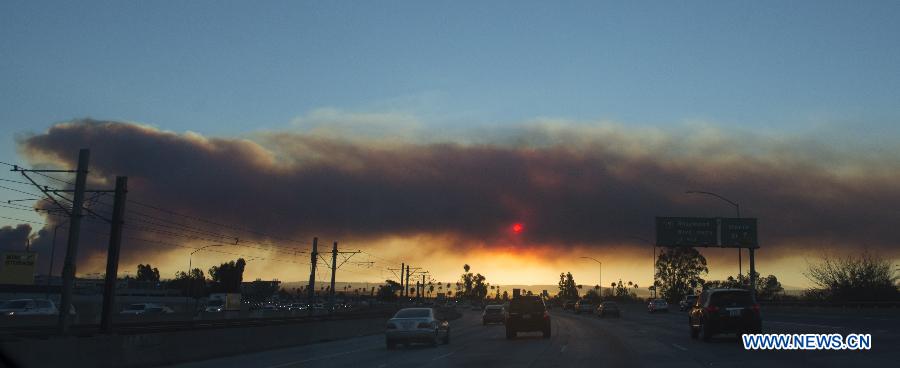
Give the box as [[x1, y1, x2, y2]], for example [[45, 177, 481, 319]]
[[329, 241, 338, 312], [405, 265, 411, 299], [307, 237, 318, 316], [400, 262, 405, 300], [57, 149, 89, 334], [421, 273, 426, 301], [100, 177, 127, 333]]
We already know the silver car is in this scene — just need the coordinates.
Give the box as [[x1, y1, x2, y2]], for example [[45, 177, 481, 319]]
[[385, 308, 450, 349]]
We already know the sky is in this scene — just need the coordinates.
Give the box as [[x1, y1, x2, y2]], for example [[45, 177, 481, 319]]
[[1, 1, 899, 290]]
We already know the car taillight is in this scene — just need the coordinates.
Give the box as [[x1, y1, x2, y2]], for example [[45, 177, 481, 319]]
[[417, 322, 432, 329], [543, 311, 549, 319], [386, 322, 397, 329], [751, 304, 760, 313], [706, 305, 719, 313]]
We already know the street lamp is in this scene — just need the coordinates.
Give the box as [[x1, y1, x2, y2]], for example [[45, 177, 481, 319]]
[[185, 244, 224, 311], [579, 257, 601, 297], [685, 190, 743, 277]]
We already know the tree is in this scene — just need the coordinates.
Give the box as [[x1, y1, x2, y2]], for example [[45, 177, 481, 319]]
[[169, 268, 206, 298], [472, 273, 488, 300], [208, 258, 247, 293], [460, 264, 474, 298], [557, 272, 579, 300], [136, 264, 160, 284], [377, 280, 402, 301], [805, 252, 899, 302], [583, 287, 602, 302], [756, 274, 784, 300], [502, 290, 509, 300], [655, 247, 708, 302]]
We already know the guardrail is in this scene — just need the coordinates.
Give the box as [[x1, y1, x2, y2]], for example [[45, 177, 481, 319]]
[[0, 307, 401, 340]]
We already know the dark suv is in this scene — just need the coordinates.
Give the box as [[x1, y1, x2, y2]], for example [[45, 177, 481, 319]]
[[689, 289, 761, 341], [505, 296, 550, 339]]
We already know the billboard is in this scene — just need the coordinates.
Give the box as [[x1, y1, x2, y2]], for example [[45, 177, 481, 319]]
[[0, 251, 37, 285]]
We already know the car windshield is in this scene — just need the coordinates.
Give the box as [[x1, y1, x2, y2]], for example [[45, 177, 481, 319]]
[[0, 300, 29, 309], [509, 297, 545, 313], [710, 291, 753, 307], [208, 300, 224, 306], [126, 304, 146, 310], [394, 309, 431, 318]]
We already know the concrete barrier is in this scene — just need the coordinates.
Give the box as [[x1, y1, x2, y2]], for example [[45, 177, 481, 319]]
[[0, 316, 389, 367]]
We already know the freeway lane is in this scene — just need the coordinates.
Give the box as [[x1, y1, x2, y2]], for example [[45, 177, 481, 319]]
[[171, 305, 899, 368]]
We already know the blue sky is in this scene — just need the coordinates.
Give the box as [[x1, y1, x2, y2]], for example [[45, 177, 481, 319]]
[[3, 0, 898, 141]]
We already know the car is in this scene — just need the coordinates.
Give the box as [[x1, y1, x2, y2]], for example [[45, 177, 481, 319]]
[[505, 296, 550, 339], [563, 301, 576, 312], [679, 295, 698, 311], [120, 303, 174, 315], [0, 299, 74, 316], [689, 289, 761, 341], [596, 301, 620, 318], [385, 307, 450, 349], [482, 304, 505, 325], [574, 300, 594, 314], [647, 298, 669, 313]]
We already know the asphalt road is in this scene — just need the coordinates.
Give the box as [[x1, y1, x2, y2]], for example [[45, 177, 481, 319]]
[[172, 304, 899, 368]]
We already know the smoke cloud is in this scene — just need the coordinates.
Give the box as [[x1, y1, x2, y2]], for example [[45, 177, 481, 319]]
[[12, 119, 900, 273]]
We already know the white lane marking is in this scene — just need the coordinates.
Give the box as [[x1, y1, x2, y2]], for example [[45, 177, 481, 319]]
[[265, 347, 375, 368], [560, 345, 567, 353], [767, 321, 844, 329], [431, 352, 455, 361], [671, 343, 688, 351]]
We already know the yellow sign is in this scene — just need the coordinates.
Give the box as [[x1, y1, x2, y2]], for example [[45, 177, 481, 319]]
[[0, 251, 36, 285]]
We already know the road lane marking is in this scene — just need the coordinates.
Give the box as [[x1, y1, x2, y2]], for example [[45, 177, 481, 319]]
[[671, 343, 688, 351], [431, 352, 455, 361], [265, 347, 375, 368]]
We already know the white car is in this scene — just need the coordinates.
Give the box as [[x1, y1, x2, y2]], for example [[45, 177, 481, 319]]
[[120, 303, 174, 315], [385, 308, 450, 349], [0, 299, 73, 316], [648, 299, 669, 313]]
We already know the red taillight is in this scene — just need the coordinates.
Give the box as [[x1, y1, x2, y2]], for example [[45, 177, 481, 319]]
[[417, 322, 432, 329], [751, 304, 760, 313], [543, 311, 549, 319], [706, 305, 719, 313]]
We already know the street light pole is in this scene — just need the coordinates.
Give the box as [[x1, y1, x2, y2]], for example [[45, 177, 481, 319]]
[[685, 190, 742, 277], [185, 244, 223, 313], [579, 257, 602, 297]]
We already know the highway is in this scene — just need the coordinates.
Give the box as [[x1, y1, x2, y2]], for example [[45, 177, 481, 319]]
[[172, 304, 899, 368]]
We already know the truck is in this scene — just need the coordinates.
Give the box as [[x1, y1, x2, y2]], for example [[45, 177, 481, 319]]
[[205, 293, 241, 313]]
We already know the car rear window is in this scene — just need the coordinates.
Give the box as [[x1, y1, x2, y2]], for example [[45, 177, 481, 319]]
[[394, 309, 431, 318], [509, 297, 545, 313], [486, 308, 502, 314], [709, 291, 753, 307]]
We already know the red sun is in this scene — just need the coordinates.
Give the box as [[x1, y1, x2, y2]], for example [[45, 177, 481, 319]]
[[512, 223, 524, 234]]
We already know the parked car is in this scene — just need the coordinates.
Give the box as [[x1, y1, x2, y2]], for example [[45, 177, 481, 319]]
[[505, 296, 550, 339], [120, 303, 174, 315], [596, 301, 620, 318], [0, 299, 74, 316], [689, 289, 761, 341], [648, 298, 669, 313], [574, 300, 594, 314], [679, 295, 698, 311], [482, 304, 505, 325], [385, 308, 450, 349]]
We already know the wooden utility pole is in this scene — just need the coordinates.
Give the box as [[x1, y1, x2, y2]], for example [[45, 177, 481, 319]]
[[57, 149, 89, 334], [307, 237, 318, 316]]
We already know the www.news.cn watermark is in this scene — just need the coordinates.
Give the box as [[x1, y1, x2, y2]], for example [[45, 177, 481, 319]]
[[742, 334, 872, 350]]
